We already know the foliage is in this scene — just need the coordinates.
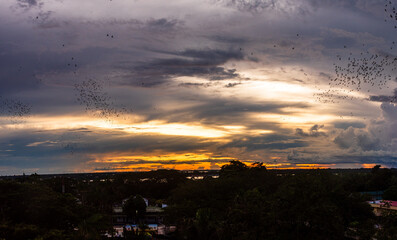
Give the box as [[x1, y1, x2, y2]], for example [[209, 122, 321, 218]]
[[0, 180, 109, 240], [167, 161, 378, 240], [123, 195, 147, 221], [3, 165, 397, 239]]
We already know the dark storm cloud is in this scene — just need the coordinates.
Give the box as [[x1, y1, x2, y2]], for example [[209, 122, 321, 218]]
[[187, 101, 302, 123], [120, 48, 246, 87], [16, 0, 43, 9], [82, 17, 183, 35], [295, 124, 327, 137], [208, 35, 248, 44], [220, 0, 384, 16], [0, 53, 42, 94], [221, 134, 308, 151], [144, 97, 309, 127], [305, 0, 385, 14], [333, 121, 366, 129], [224, 82, 242, 88], [178, 82, 210, 88], [145, 18, 181, 31], [319, 72, 332, 79], [0, 46, 122, 95], [34, 11, 61, 29], [287, 149, 397, 167], [369, 88, 397, 103], [220, 0, 276, 13], [0, 127, 218, 156], [381, 102, 397, 121], [81, 134, 217, 154], [333, 127, 381, 151], [333, 155, 397, 167], [287, 149, 320, 163]]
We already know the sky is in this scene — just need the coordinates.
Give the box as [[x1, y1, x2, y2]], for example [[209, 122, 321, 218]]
[[1, 0, 397, 175]]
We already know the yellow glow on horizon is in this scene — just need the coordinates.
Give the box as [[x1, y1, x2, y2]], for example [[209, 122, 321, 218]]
[[362, 163, 378, 168], [91, 153, 221, 163], [89, 152, 237, 172]]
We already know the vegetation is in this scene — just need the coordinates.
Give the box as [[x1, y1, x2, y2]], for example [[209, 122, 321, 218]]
[[167, 162, 377, 240], [1, 163, 397, 239]]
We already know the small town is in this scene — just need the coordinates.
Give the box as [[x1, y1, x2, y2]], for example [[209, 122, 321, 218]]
[[1, 163, 397, 239]]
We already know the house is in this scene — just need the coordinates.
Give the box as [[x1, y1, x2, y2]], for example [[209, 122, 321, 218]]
[[107, 197, 175, 238], [368, 200, 397, 216]]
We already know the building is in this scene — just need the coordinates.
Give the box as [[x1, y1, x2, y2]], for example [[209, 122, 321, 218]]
[[368, 200, 397, 216], [107, 197, 175, 238]]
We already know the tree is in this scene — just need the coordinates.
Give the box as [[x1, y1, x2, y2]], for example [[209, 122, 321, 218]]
[[123, 195, 147, 222], [219, 160, 248, 177]]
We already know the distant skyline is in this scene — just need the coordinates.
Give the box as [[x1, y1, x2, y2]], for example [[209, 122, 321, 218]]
[[1, 0, 397, 175]]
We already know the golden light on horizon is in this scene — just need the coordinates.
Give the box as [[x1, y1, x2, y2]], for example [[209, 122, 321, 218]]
[[89, 152, 238, 172], [361, 163, 378, 168]]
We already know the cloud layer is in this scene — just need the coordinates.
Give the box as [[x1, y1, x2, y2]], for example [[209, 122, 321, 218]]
[[1, 0, 397, 174]]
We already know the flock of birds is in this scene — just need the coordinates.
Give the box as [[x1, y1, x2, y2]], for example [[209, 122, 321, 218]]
[[0, 96, 31, 122], [74, 78, 130, 121], [313, 0, 397, 104], [384, 1, 397, 27]]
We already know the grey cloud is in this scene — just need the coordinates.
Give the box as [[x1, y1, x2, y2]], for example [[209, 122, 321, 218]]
[[333, 127, 355, 149], [333, 155, 397, 167], [303, 0, 385, 17], [370, 89, 397, 103], [221, 134, 308, 151], [305, 0, 356, 9], [333, 121, 366, 129], [295, 124, 327, 137], [35, 11, 61, 29], [0, 46, 125, 95], [146, 98, 309, 127], [220, 0, 276, 13], [0, 128, 218, 156], [121, 48, 246, 87], [319, 72, 332, 79], [333, 126, 381, 151], [0, 53, 42, 94], [224, 82, 242, 88], [327, 103, 397, 159], [357, 133, 381, 151], [381, 102, 397, 121], [178, 82, 210, 88], [287, 149, 397, 167], [209, 35, 248, 44], [145, 18, 182, 31], [221, 0, 383, 16], [16, 0, 42, 9], [87, 17, 182, 32], [287, 149, 321, 163]]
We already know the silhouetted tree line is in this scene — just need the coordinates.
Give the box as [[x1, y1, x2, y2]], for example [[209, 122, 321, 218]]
[[2, 163, 397, 239], [166, 162, 397, 240]]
